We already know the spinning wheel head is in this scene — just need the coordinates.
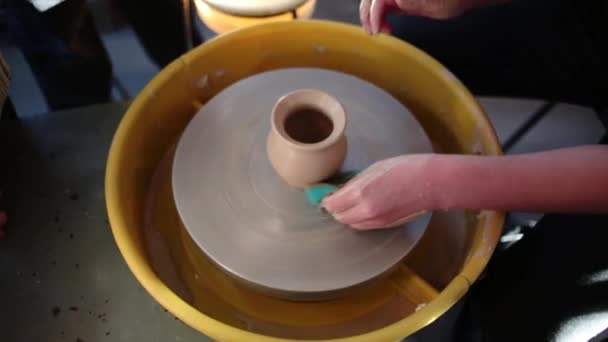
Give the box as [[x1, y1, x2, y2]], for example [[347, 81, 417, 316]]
[[172, 68, 434, 300]]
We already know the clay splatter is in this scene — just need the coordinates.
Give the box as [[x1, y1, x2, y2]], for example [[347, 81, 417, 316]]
[[52, 306, 61, 317], [195, 75, 209, 89], [472, 141, 483, 155], [313, 43, 327, 54], [470, 210, 497, 260]]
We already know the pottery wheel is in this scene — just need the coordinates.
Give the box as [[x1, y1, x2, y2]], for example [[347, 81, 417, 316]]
[[172, 68, 433, 300]]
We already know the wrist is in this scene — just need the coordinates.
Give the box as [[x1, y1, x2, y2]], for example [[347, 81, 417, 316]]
[[424, 154, 453, 212], [426, 154, 475, 212]]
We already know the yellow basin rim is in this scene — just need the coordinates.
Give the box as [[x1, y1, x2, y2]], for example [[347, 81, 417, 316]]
[[106, 20, 504, 342]]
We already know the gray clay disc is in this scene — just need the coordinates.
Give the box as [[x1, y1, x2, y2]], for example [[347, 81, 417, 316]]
[[172, 68, 433, 300]]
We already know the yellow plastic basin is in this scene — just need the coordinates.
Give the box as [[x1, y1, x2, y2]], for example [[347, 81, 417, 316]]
[[105, 20, 504, 341]]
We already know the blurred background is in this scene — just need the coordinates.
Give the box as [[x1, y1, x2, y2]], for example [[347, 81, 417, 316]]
[[0, 0, 360, 117], [0, 0, 604, 230]]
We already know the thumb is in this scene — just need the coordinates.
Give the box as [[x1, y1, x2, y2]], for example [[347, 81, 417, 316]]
[[370, 0, 401, 34], [321, 184, 358, 214]]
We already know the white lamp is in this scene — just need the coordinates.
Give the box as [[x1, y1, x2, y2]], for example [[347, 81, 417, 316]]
[[193, 0, 316, 35]]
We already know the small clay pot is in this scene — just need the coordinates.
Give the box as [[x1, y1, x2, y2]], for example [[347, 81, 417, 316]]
[[267, 89, 347, 188]]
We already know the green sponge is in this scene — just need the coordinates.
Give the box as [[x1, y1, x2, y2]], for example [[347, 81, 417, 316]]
[[304, 170, 361, 207], [305, 184, 339, 207]]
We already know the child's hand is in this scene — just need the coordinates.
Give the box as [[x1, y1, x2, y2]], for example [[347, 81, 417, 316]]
[[360, 0, 501, 34], [324, 146, 608, 227], [321, 155, 436, 230]]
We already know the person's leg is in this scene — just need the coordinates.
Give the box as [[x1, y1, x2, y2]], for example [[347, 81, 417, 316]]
[[3, 0, 113, 111], [113, 0, 203, 69], [388, 0, 608, 109]]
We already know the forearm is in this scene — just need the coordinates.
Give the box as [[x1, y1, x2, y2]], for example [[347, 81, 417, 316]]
[[431, 145, 608, 213]]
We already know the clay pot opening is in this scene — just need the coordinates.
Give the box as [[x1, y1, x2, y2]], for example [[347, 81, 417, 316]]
[[271, 89, 346, 150], [283, 106, 334, 144]]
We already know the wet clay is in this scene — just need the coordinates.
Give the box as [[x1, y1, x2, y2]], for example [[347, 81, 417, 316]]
[[268, 88, 348, 188]]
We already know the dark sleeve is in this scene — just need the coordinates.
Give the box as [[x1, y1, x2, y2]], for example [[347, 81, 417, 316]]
[[599, 109, 608, 144]]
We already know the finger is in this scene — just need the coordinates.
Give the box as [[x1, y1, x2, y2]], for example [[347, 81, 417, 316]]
[[359, 0, 372, 34], [369, 0, 388, 34], [322, 166, 384, 214], [333, 202, 378, 225], [321, 163, 382, 213], [321, 185, 358, 214], [350, 210, 427, 230], [380, 22, 392, 34], [370, 0, 402, 34]]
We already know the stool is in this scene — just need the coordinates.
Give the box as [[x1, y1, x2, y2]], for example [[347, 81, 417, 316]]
[[194, 0, 316, 34]]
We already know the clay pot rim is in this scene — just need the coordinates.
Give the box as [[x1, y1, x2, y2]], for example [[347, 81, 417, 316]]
[[270, 88, 347, 151]]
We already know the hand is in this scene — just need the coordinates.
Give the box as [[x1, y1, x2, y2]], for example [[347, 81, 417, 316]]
[[360, 0, 483, 34], [322, 146, 608, 230], [321, 155, 436, 230]]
